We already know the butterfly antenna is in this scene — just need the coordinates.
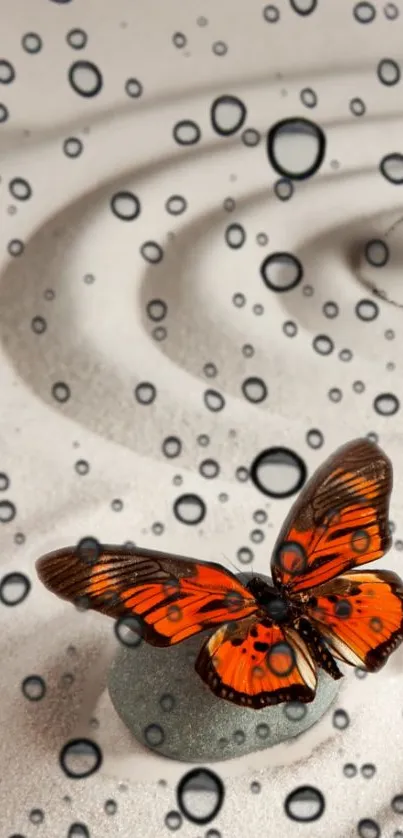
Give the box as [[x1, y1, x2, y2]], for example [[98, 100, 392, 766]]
[[221, 552, 256, 586], [221, 553, 241, 576]]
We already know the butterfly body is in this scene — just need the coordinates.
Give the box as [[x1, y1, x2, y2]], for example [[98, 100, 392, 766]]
[[36, 438, 403, 709], [246, 577, 292, 624]]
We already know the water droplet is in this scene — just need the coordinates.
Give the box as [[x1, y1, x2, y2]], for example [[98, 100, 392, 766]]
[[146, 299, 167, 321], [66, 28, 88, 49], [8, 238, 25, 257], [361, 763, 376, 778], [384, 3, 399, 20], [177, 768, 224, 825], [289, 0, 317, 13], [225, 223, 246, 248], [380, 152, 403, 183], [357, 818, 380, 838], [59, 738, 103, 779], [68, 60, 103, 97], [173, 493, 206, 525], [377, 59, 400, 86], [350, 97, 366, 116], [212, 41, 228, 57], [76, 536, 101, 567], [355, 298, 379, 321], [140, 241, 163, 264], [365, 238, 389, 267], [31, 315, 47, 334], [125, 77, 143, 98], [67, 823, 90, 838], [242, 128, 261, 147], [22, 675, 46, 701], [256, 722, 270, 738], [353, 2, 376, 23], [165, 811, 182, 830], [144, 723, 165, 747], [173, 120, 201, 145], [211, 95, 247, 136], [373, 392, 400, 416], [199, 459, 220, 479], [204, 389, 225, 412], [329, 387, 343, 403], [260, 252, 303, 292], [312, 334, 334, 356], [241, 377, 268, 403], [237, 546, 254, 564], [160, 693, 175, 711], [300, 87, 317, 108], [250, 447, 307, 498], [52, 381, 71, 403], [274, 178, 294, 200], [247, 782, 260, 797], [114, 615, 143, 647], [267, 642, 295, 676], [263, 5, 280, 22], [267, 117, 325, 179], [75, 459, 89, 476], [392, 795, 403, 813], [0, 571, 30, 605], [9, 177, 32, 201], [110, 191, 140, 221], [172, 31, 187, 48], [134, 382, 156, 405], [306, 429, 324, 449], [29, 808, 44, 824], [284, 701, 307, 722], [333, 708, 350, 729], [162, 436, 182, 458], [0, 500, 16, 522], [284, 786, 325, 822]]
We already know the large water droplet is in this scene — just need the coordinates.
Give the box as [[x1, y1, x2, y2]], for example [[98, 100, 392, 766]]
[[373, 392, 400, 416], [250, 447, 307, 498], [211, 95, 247, 136], [177, 768, 224, 825], [59, 738, 102, 779], [68, 61, 103, 97], [284, 786, 325, 822], [267, 117, 325, 179], [0, 571, 31, 605], [289, 0, 318, 14], [173, 493, 206, 525], [260, 252, 303, 292], [67, 824, 90, 838], [380, 152, 403, 183]]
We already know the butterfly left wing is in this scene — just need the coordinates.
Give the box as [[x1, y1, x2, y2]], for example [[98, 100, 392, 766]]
[[303, 569, 403, 671], [195, 616, 317, 708], [35, 543, 258, 646], [270, 438, 392, 596]]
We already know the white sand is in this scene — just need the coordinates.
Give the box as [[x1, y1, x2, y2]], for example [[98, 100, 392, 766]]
[[1, 0, 403, 835]]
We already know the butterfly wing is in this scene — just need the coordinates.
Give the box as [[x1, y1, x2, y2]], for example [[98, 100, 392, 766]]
[[35, 543, 258, 646], [303, 569, 403, 671], [195, 616, 317, 708], [270, 438, 392, 595]]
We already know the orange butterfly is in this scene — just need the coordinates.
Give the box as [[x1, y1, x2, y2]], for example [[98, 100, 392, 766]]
[[35, 438, 403, 709]]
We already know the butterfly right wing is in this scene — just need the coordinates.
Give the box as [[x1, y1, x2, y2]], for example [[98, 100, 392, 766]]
[[195, 615, 317, 708], [303, 569, 403, 672]]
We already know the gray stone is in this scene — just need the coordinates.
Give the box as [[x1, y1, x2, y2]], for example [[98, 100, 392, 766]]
[[108, 631, 341, 763]]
